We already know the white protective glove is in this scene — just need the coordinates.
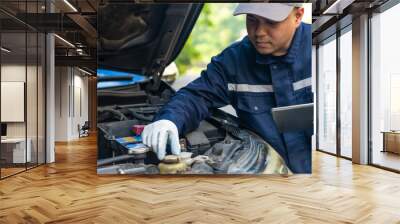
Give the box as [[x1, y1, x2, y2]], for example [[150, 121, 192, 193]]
[[141, 120, 181, 160]]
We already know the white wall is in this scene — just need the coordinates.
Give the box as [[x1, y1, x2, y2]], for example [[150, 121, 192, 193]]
[[1, 65, 25, 165], [1, 64, 28, 138], [55, 66, 69, 141], [74, 73, 89, 137], [54, 67, 89, 141], [1, 63, 46, 164]]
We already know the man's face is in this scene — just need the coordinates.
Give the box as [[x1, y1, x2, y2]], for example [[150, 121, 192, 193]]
[[246, 8, 304, 56]]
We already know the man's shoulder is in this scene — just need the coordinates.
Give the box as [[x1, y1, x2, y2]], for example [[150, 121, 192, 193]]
[[300, 22, 312, 39], [224, 36, 253, 54], [208, 36, 255, 76], [214, 36, 254, 63], [301, 22, 311, 30]]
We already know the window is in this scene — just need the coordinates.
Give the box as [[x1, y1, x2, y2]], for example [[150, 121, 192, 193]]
[[317, 37, 337, 154], [0, 1, 47, 179], [370, 3, 400, 171], [339, 28, 352, 158]]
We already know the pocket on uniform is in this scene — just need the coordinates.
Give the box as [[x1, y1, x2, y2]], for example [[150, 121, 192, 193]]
[[235, 94, 274, 114]]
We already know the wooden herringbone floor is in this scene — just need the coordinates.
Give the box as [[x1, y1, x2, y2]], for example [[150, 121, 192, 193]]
[[1, 135, 400, 224]]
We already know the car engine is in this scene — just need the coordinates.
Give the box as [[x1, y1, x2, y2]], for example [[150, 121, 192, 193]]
[[97, 81, 291, 175]]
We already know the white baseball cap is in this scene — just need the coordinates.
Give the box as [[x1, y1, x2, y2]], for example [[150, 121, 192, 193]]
[[233, 3, 303, 22]]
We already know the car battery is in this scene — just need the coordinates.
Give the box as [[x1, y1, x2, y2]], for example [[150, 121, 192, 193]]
[[97, 119, 140, 159], [132, 125, 145, 135]]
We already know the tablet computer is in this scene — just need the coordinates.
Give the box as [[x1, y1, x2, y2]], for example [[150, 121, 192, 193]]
[[271, 103, 313, 133]]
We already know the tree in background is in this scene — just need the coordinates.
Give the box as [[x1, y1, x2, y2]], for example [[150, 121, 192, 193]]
[[175, 3, 246, 76]]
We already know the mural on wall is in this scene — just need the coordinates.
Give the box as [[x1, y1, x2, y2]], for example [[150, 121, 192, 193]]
[[96, 2, 313, 175]]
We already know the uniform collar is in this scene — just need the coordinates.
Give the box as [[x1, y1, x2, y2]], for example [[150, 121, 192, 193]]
[[255, 22, 304, 65]]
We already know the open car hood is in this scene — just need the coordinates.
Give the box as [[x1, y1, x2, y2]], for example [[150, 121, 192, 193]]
[[97, 3, 203, 77]]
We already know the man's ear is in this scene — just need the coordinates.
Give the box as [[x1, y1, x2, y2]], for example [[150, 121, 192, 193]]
[[294, 8, 304, 27]]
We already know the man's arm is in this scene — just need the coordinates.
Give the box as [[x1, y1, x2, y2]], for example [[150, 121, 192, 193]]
[[142, 52, 231, 160], [155, 53, 231, 134]]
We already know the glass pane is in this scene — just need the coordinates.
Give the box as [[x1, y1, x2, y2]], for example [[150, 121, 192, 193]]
[[312, 45, 317, 150], [318, 37, 337, 154], [38, 32, 45, 165], [27, 31, 38, 169], [1, 30, 27, 177], [340, 29, 352, 158], [371, 4, 400, 171]]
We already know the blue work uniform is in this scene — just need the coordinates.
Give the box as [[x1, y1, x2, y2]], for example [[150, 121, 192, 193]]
[[155, 22, 313, 173]]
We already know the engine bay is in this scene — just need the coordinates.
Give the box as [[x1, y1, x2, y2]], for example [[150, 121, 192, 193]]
[[97, 81, 290, 175]]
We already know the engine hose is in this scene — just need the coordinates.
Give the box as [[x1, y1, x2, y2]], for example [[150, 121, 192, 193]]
[[97, 154, 136, 166], [98, 108, 128, 121], [127, 109, 154, 121]]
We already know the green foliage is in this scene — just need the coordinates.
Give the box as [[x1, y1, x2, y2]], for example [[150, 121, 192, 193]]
[[175, 3, 246, 76]]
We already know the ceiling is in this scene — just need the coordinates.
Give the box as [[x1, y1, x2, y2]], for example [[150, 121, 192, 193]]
[[0, 0, 394, 71], [0, 0, 97, 71]]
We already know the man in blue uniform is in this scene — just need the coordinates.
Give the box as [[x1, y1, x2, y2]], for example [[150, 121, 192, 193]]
[[142, 3, 313, 173]]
